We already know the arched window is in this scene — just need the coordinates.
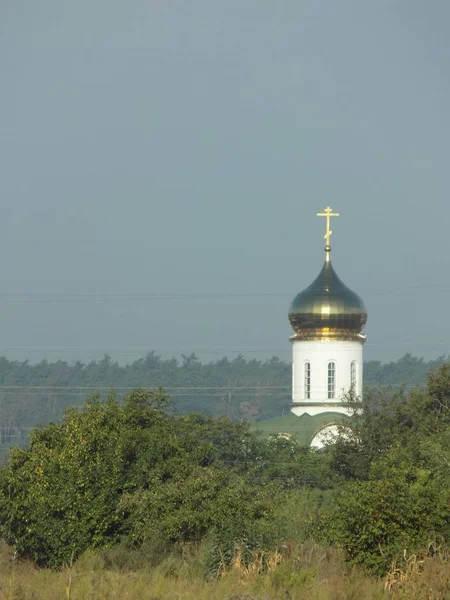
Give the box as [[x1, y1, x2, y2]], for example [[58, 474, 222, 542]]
[[292, 361, 295, 391], [304, 362, 311, 399], [350, 361, 356, 389], [327, 361, 336, 399]]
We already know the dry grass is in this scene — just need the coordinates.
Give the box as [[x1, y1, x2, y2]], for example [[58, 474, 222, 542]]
[[0, 541, 449, 600], [384, 543, 450, 600]]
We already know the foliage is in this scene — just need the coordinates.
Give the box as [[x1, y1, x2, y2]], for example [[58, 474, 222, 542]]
[[119, 466, 276, 548], [320, 363, 450, 574], [0, 390, 282, 567], [318, 458, 449, 575], [0, 390, 166, 565], [3, 360, 450, 578], [243, 435, 336, 490]]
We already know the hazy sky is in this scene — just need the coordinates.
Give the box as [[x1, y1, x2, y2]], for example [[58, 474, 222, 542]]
[[1, 1, 450, 364]]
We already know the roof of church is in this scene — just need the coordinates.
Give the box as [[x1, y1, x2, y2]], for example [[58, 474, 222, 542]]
[[252, 411, 347, 447], [288, 258, 367, 339], [288, 206, 367, 342]]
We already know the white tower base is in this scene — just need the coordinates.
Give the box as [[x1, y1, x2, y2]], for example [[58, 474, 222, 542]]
[[291, 339, 363, 418]]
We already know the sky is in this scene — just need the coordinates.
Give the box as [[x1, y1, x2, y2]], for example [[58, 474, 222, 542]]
[[1, 0, 450, 365]]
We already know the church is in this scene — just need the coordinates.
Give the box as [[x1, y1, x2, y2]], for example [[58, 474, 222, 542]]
[[254, 207, 367, 448]]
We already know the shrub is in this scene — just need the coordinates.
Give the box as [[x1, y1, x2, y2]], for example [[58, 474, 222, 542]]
[[318, 470, 450, 575]]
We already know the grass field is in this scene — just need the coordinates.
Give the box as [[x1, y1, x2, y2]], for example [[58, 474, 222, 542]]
[[0, 541, 449, 600]]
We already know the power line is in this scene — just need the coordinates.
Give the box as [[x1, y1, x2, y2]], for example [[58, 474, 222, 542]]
[[0, 340, 447, 353], [0, 384, 412, 391], [0, 387, 420, 398], [0, 385, 291, 391], [0, 282, 449, 303]]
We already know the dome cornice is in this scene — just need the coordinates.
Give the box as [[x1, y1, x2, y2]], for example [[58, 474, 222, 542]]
[[289, 329, 367, 342]]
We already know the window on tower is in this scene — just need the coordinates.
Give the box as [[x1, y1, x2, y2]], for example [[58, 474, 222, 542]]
[[328, 362, 336, 399], [304, 362, 311, 399], [351, 361, 356, 389]]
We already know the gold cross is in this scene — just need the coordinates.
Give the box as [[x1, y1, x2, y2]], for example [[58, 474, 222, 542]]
[[317, 206, 339, 247]]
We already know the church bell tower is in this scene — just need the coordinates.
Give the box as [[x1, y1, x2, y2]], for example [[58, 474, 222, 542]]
[[288, 207, 367, 446]]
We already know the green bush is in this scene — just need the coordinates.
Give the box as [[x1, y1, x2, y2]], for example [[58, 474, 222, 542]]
[[0, 389, 280, 568], [318, 462, 450, 575]]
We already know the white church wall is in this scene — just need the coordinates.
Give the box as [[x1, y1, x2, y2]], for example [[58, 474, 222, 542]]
[[292, 339, 363, 404]]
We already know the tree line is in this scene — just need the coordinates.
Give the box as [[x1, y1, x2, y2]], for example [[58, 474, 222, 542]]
[[0, 351, 446, 452]]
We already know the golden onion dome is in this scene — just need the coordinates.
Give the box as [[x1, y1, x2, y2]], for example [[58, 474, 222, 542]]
[[288, 256, 367, 341]]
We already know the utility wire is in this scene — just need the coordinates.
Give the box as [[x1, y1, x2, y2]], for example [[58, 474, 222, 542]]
[[0, 342, 447, 354], [0, 282, 449, 303]]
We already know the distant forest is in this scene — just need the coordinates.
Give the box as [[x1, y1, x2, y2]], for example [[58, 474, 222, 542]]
[[0, 351, 446, 452]]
